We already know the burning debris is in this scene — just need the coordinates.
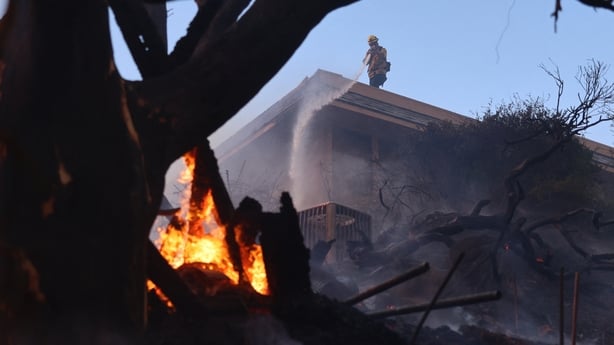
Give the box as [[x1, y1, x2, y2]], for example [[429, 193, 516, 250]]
[[142, 141, 613, 345], [153, 149, 268, 295], [144, 143, 406, 344]]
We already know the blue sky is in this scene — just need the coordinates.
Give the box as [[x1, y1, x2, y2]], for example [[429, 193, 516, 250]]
[[146, 0, 614, 148], [1, 1, 613, 147]]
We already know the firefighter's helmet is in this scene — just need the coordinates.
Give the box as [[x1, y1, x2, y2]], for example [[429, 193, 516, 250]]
[[367, 35, 378, 44]]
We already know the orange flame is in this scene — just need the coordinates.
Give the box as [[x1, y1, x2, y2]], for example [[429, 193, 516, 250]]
[[147, 279, 175, 310], [239, 242, 269, 295], [154, 152, 269, 295]]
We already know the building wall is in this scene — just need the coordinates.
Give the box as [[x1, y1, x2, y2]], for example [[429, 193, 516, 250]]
[[217, 108, 295, 211], [217, 99, 422, 239], [215, 70, 614, 248]]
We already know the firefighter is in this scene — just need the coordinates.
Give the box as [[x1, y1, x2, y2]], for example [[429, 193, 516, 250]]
[[363, 35, 389, 88]]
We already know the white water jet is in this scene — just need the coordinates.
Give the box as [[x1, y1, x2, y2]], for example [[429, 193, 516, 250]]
[[288, 64, 367, 208]]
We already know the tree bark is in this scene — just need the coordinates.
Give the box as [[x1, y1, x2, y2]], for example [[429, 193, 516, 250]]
[[0, 0, 153, 338], [135, 0, 360, 161], [0, 0, 361, 340]]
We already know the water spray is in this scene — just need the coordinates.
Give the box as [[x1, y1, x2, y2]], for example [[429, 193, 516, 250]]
[[288, 63, 367, 208]]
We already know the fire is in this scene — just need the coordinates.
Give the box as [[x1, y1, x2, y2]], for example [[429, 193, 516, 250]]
[[240, 242, 269, 295], [154, 151, 269, 295], [147, 279, 174, 310], [158, 217, 239, 284]]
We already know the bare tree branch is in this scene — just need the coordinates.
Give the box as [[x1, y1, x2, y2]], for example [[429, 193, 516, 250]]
[[569, 60, 614, 132], [134, 0, 361, 161], [378, 180, 391, 211], [552, 0, 614, 30], [577, 0, 614, 11], [197, 0, 252, 48], [470, 200, 491, 216], [592, 211, 614, 229], [501, 60, 614, 223], [551, 0, 562, 32], [108, 0, 168, 78], [409, 60, 614, 286], [540, 61, 564, 114], [167, 0, 224, 70], [524, 208, 595, 234], [558, 227, 590, 259]]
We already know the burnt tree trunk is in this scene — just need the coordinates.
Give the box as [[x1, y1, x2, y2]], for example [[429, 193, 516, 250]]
[[0, 0, 360, 341], [0, 0, 155, 339]]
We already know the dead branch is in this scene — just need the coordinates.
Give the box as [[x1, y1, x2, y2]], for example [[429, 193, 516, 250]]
[[135, 0, 361, 160], [260, 193, 312, 301], [167, 0, 224, 70], [195, 140, 236, 225], [146, 241, 209, 318], [378, 180, 391, 211], [108, 0, 168, 78], [197, 0, 252, 48], [577, 0, 614, 11], [488, 60, 614, 277], [343, 262, 429, 306], [591, 211, 614, 230], [524, 208, 596, 234], [552, 1, 614, 32], [540, 61, 564, 114], [427, 214, 505, 235], [190, 140, 244, 281], [569, 60, 614, 132], [551, 0, 562, 33], [559, 227, 590, 259], [513, 226, 539, 262], [501, 60, 614, 223], [409, 252, 464, 345], [416, 232, 456, 248], [368, 290, 501, 318], [470, 199, 491, 216]]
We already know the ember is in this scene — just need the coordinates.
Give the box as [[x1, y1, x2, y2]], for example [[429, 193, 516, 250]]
[[146, 279, 174, 310], [154, 151, 269, 295]]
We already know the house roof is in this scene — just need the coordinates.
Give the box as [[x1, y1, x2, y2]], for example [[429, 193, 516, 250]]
[[215, 69, 614, 170], [215, 69, 471, 160]]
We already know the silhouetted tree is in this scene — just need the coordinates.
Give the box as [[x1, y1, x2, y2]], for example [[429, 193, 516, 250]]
[[0, 0, 358, 341], [372, 60, 614, 283]]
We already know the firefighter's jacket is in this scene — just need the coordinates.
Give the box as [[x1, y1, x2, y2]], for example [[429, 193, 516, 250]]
[[365, 45, 388, 79]]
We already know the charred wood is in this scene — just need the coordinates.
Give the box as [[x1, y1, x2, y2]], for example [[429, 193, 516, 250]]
[[559, 267, 565, 345], [232, 192, 311, 302], [167, 0, 224, 70], [344, 262, 430, 306], [176, 262, 271, 314], [136, 0, 362, 158], [427, 214, 505, 234], [146, 241, 209, 318], [368, 290, 501, 318], [197, 140, 235, 225], [277, 294, 407, 345], [571, 272, 580, 345], [525, 208, 596, 235], [260, 192, 312, 303], [470, 199, 491, 216], [202, 0, 252, 45], [189, 141, 244, 281], [108, 0, 168, 77], [410, 252, 464, 345]]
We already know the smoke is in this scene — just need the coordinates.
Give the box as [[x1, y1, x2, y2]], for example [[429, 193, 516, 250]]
[[11, 316, 135, 345], [288, 64, 366, 209], [243, 315, 303, 345]]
